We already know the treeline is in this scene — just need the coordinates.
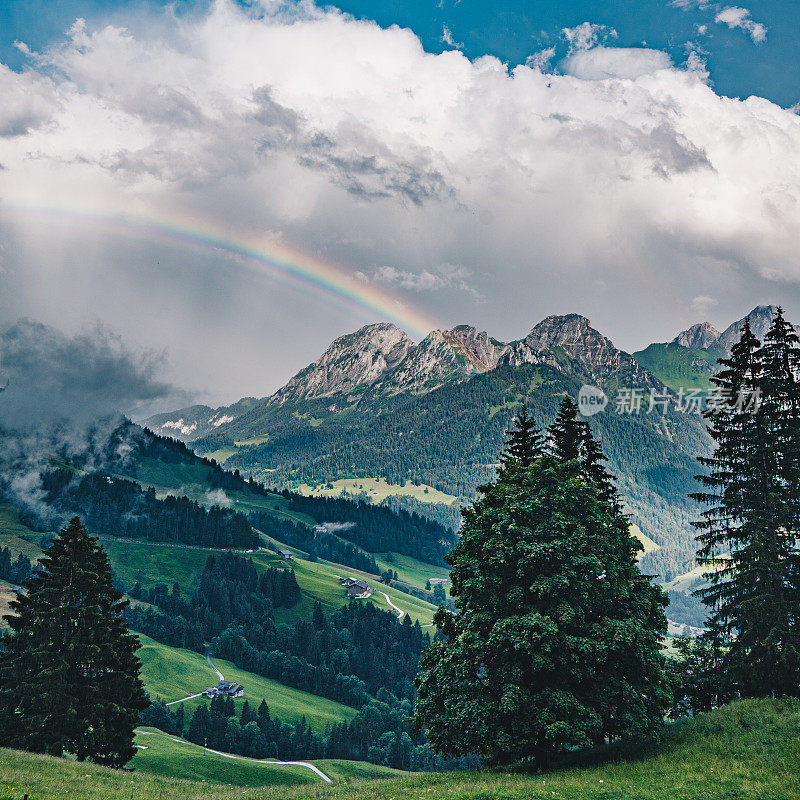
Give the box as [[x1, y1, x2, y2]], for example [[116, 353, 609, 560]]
[[0, 547, 32, 585], [249, 512, 379, 574], [24, 469, 258, 549], [126, 552, 300, 648], [279, 492, 457, 566], [211, 601, 428, 708], [143, 692, 476, 771], [379, 494, 462, 532]]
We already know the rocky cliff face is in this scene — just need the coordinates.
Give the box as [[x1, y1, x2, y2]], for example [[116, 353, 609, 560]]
[[145, 306, 780, 443], [715, 305, 777, 354], [672, 322, 721, 351], [271, 323, 413, 402], [501, 314, 664, 389]]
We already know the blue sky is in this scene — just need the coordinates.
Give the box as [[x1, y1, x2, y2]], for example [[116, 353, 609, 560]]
[[2, 0, 797, 106]]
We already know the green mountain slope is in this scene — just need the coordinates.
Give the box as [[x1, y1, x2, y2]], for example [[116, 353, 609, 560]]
[[631, 342, 723, 393], [1, 699, 798, 799], [196, 364, 709, 579], [137, 634, 358, 730]]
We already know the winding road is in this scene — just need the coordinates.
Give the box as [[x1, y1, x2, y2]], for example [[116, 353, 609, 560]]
[[135, 729, 332, 783], [380, 590, 435, 627], [155, 653, 332, 783]]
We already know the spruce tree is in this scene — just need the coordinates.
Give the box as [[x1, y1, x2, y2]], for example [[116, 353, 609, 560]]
[[694, 313, 800, 697], [413, 421, 669, 766], [548, 396, 584, 462], [0, 518, 149, 766], [499, 403, 544, 474]]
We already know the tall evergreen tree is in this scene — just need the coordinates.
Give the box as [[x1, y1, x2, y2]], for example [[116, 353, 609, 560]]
[[499, 403, 544, 474], [548, 396, 584, 462], [580, 424, 620, 508], [694, 313, 800, 697], [548, 396, 620, 507], [413, 434, 669, 766], [0, 518, 149, 766]]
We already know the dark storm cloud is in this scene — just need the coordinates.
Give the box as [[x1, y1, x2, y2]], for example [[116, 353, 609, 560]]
[[0, 319, 179, 428]]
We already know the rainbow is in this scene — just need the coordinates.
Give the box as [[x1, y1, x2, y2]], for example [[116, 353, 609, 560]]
[[3, 202, 440, 340]]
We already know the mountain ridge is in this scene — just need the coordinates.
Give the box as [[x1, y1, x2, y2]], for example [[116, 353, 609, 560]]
[[146, 312, 669, 442]]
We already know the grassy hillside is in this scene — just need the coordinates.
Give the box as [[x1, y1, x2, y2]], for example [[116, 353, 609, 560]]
[[631, 342, 721, 393], [0, 504, 43, 559], [1, 700, 798, 800], [132, 728, 314, 786], [251, 548, 438, 626], [298, 478, 458, 506], [137, 635, 358, 730]]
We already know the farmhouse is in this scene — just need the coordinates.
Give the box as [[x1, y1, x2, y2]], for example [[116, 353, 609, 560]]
[[346, 579, 372, 599], [279, 550, 294, 559], [203, 680, 244, 698], [429, 578, 448, 586]]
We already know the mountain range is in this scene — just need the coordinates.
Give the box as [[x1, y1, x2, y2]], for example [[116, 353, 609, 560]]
[[144, 305, 780, 582]]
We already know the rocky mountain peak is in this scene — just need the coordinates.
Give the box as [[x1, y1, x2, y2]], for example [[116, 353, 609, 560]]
[[272, 322, 413, 402], [715, 305, 778, 354], [500, 313, 663, 389], [672, 321, 721, 351], [524, 314, 595, 351], [446, 325, 509, 371]]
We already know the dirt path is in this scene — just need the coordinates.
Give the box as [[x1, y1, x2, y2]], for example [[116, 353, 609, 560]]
[[135, 729, 333, 783]]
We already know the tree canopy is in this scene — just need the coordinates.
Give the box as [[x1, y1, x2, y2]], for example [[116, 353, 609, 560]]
[[413, 407, 669, 766]]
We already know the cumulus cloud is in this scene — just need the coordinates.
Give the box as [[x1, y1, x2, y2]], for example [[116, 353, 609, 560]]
[[715, 7, 767, 43], [691, 295, 719, 315], [365, 264, 478, 296], [562, 46, 673, 81], [562, 22, 617, 53], [0, 0, 799, 398], [0, 319, 178, 428]]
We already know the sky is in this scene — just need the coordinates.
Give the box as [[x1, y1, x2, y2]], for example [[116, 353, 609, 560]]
[[1, 0, 799, 408]]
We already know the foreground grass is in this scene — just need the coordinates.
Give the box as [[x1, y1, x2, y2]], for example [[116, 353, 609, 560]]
[[137, 635, 357, 730], [2, 700, 798, 800]]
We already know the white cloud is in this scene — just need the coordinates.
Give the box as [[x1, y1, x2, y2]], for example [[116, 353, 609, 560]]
[[562, 46, 673, 81], [0, 0, 799, 396], [562, 22, 617, 53], [369, 265, 478, 296], [715, 7, 767, 43], [526, 46, 555, 72], [691, 295, 719, 315], [441, 25, 462, 49]]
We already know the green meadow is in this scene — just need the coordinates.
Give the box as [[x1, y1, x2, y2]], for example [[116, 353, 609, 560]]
[[137, 634, 358, 731]]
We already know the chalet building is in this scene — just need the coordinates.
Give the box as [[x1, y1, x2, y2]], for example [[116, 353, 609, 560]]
[[279, 550, 294, 560], [346, 579, 372, 599], [429, 578, 448, 586], [203, 680, 244, 698]]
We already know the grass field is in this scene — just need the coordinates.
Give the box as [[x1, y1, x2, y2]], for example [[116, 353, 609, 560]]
[[137, 635, 358, 731], [253, 550, 438, 627], [374, 553, 450, 591], [0, 504, 44, 560], [298, 478, 458, 506], [1, 699, 799, 800], [630, 523, 659, 556], [132, 728, 314, 786]]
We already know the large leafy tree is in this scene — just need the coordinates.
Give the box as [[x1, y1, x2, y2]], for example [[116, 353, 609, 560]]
[[694, 310, 800, 698], [413, 410, 669, 766], [0, 518, 149, 767]]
